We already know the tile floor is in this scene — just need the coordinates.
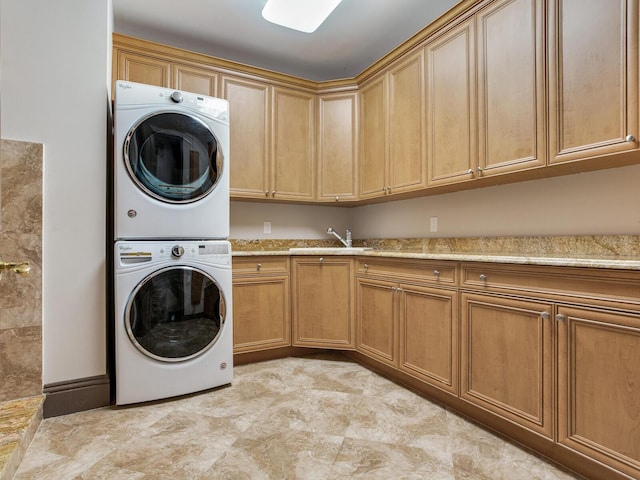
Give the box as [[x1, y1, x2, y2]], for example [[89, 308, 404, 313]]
[[14, 353, 583, 479]]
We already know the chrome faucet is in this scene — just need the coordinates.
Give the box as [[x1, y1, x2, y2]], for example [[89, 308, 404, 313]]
[[327, 227, 352, 248]]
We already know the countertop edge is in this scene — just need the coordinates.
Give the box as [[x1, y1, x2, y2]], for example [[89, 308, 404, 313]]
[[231, 250, 640, 270]]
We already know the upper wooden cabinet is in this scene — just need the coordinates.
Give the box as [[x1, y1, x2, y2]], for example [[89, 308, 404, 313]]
[[359, 74, 388, 198], [359, 50, 426, 199], [221, 75, 272, 199], [113, 0, 640, 205], [173, 64, 218, 97], [271, 87, 316, 201], [115, 50, 171, 87], [222, 78, 316, 201], [388, 50, 427, 194], [548, 0, 639, 164], [317, 91, 359, 203], [427, 0, 546, 186], [476, 0, 546, 174], [426, 17, 477, 186]]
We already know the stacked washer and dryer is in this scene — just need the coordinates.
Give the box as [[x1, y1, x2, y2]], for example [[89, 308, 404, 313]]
[[113, 80, 233, 405]]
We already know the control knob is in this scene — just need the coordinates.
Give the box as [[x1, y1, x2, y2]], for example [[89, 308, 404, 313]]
[[170, 91, 183, 103], [171, 245, 185, 258]]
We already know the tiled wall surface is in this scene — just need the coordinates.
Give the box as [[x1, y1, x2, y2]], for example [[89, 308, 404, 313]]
[[0, 139, 43, 402]]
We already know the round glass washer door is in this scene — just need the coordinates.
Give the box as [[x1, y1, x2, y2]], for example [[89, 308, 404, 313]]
[[125, 266, 226, 362], [124, 112, 223, 204]]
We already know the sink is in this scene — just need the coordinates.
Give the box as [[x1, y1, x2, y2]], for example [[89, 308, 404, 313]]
[[288, 247, 372, 254]]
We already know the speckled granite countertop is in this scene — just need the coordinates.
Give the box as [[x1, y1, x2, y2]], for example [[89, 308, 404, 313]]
[[231, 235, 640, 270]]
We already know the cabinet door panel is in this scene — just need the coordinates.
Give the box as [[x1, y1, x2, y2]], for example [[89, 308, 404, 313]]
[[173, 64, 218, 96], [389, 51, 426, 192], [477, 0, 545, 174], [461, 293, 553, 438], [222, 76, 271, 198], [292, 258, 354, 348], [232, 276, 290, 353], [356, 278, 397, 366], [426, 19, 476, 185], [272, 88, 315, 201], [116, 51, 171, 87], [558, 306, 640, 476], [399, 284, 458, 395], [549, 0, 639, 163], [317, 92, 358, 202], [359, 76, 388, 198]]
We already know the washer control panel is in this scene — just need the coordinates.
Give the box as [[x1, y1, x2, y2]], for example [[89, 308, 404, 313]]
[[116, 241, 231, 268]]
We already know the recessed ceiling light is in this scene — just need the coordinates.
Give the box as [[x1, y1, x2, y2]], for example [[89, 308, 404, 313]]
[[262, 0, 343, 33]]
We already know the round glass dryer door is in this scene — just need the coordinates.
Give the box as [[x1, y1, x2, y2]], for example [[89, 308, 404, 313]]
[[125, 266, 225, 362], [124, 112, 223, 203]]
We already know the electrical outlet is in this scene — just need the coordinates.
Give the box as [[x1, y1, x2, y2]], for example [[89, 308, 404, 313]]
[[263, 221, 272, 234], [430, 216, 438, 233]]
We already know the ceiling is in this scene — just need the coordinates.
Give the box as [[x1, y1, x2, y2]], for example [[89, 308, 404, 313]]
[[112, 0, 463, 82]]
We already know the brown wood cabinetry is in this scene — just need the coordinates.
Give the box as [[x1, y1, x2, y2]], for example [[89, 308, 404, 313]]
[[399, 283, 458, 396], [115, 50, 171, 88], [114, 0, 640, 206], [356, 277, 398, 366], [359, 50, 426, 199], [557, 305, 640, 478], [356, 258, 458, 393], [232, 257, 290, 353], [221, 75, 272, 199], [426, 17, 476, 186], [548, 0, 639, 164], [231, 251, 640, 480], [427, 0, 546, 187], [476, 0, 546, 175], [460, 292, 554, 438], [317, 91, 359, 203], [271, 87, 316, 201], [459, 261, 640, 479], [173, 64, 218, 96], [387, 50, 427, 195], [358, 74, 388, 199], [291, 256, 355, 349]]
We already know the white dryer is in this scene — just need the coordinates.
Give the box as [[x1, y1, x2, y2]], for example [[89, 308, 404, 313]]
[[114, 240, 233, 405], [114, 80, 230, 240]]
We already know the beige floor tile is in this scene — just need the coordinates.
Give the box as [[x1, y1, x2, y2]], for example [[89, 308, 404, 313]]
[[14, 353, 583, 480]]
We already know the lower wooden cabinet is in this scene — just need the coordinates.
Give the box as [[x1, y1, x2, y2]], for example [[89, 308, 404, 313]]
[[291, 256, 355, 349], [398, 284, 458, 396], [356, 278, 398, 366], [557, 305, 640, 478], [356, 259, 459, 392], [460, 292, 554, 438], [232, 257, 290, 353], [232, 253, 640, 480]]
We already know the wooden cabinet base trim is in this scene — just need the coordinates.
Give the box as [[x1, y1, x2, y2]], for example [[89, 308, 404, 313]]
[[233, 347, 310, 366]]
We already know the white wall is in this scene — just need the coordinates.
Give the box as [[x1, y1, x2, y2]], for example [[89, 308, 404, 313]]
[[1, 0, 112, 384], [352, 164, 640, 238], [230, 202, 351, 239]]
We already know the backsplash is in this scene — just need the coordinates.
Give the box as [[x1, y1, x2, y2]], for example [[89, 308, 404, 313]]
[[231, 235, 640, 258], [0, 139, 43, 402]]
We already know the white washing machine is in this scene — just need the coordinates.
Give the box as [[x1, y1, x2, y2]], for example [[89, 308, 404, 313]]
[[114, 80, 230, 240], [114, 240, 233, 405]]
